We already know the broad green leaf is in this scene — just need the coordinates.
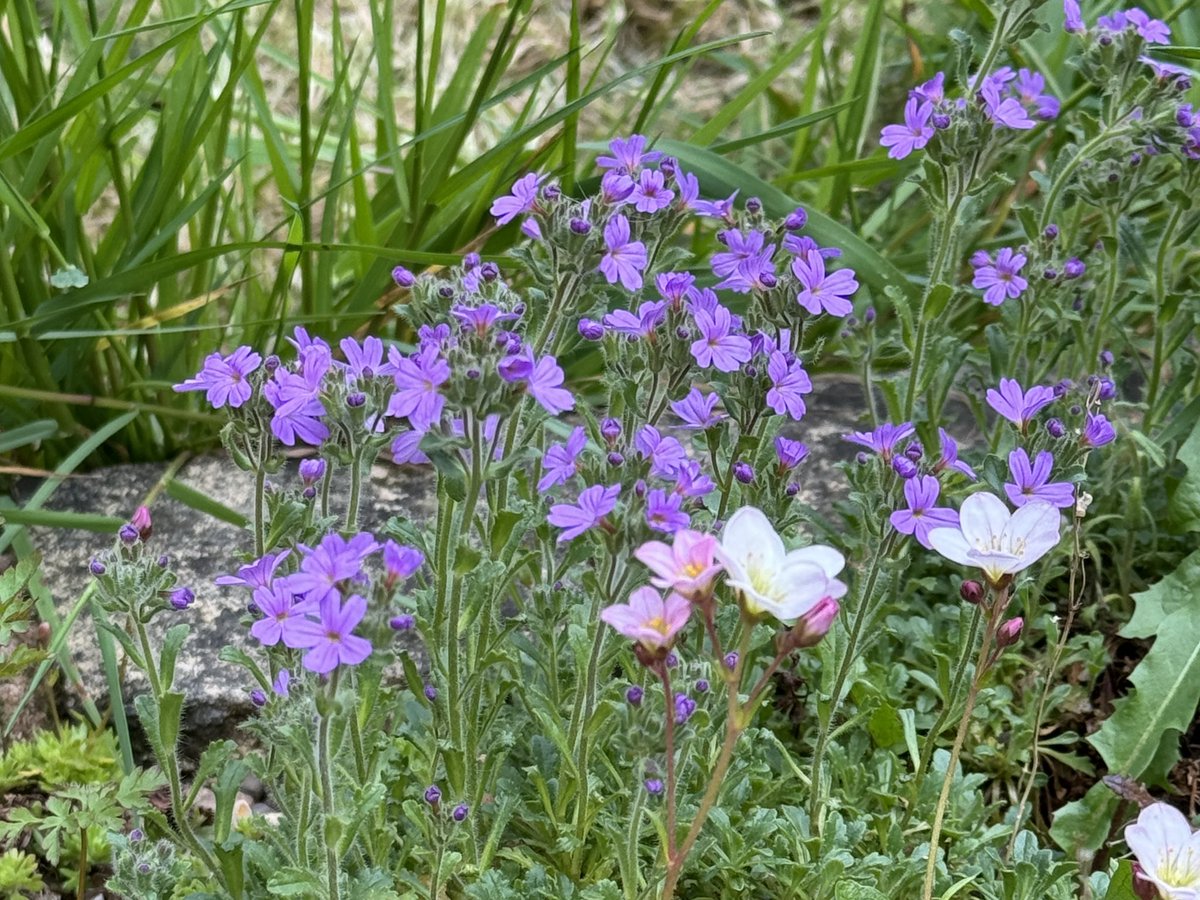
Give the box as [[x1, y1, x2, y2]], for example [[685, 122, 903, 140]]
[[1168, 416, 1200, 532], [1124, 549, 1200, 639]]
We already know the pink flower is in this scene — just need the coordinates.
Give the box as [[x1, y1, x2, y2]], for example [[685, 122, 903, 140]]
[[634, 530, 723, 602], [600, 586, 691, 651]]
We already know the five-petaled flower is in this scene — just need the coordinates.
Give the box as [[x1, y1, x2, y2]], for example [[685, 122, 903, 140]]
[[1125, 802, 1200, 900], [972, 247, 1029, 306], [987, 377, 1055, 431], [491, 173, 544, 225], [690, 305, 752, 372], [174, 346, 262, 409], [548, 484, 620, 542], [599, 214, 648, 291], [926, 492, 1061, 587], [880, 96, 935, 159], [600, 586, 691, 651], [289, 594, 374, 674], [765, 351, 813, 421], [1005, 449, 1075, 509], [793, 254, 858, 317], [634, 530, 723, 602], [889, 475, 960, 549]]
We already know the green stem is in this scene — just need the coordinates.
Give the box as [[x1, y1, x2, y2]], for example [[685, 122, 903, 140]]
[[318, 672, 342, 900], [1086, 208, 1123, 369], [1143, 200, 1187, 431], [254, 465, 267, 557], [346, 448, 364, 533], [659, 664, 678, 859], [1037, 123, 1134, 232], [921, 591, 1004, 900]]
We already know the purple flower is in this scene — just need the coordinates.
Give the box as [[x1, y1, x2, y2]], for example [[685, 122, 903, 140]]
[[490, 173, 543, 225], [526, 354, 575, 415], [626, 684, 644, 706], [288, 594, 373, 674], [216, 550, 291, 591], [673, 460, 716, 498], [1125, 8, 1170, 43], [671, 387, 724, 429], [674, 692, 697, 725], [656, 272, 697, 308], [169, 587, 194, 610], [972, 247, 1028, 305], [692, 190, 739, 221], [1082, 413, 1116, 448], [603, 301, 666, 340], [383, 541, 424, 583], [981, 76, 1035, 130], [392, 430, 430, 465], [287, 532, 380, 606], [600, 170, 636, 204], [452, 803, 469, 822], [889, 475, 959, 549], [793, 254, 858, 317], [765, 351, 813, 420], [733, 461, 755, 484], [1063, 0, 1084, 33], [934, 428, 977, 480], [249, 584, 319, 648], [599, 214, 648, 291], [272, 669, 290, 698], [547, 484, 620, 542], [424, 784, 442, 806], [452, 303, 517, 337], [690, 306, 752, 372], [173, 346, 262, 408], [386, 346, 450, 431], [843, 422, 915, 462], [1064, 257, 1086, 279], [635, 426, 688, 477], [339, 336, 388, 383], [630, 168, 675, 213], [986, 378, 1055, 430], [1015, 69, 1060, 120], [646, 489, 689, 533], [1005, 449, 1075, 509], [880, 96, 935, 159], [913, 72, 945, 104], [539, 426, 588, 491], [578, 318, 605, 340], [775, 436, 809, 470], [597, 135, 662, 172], [711, 230, 765, 278], [299, 459, 326, 486]]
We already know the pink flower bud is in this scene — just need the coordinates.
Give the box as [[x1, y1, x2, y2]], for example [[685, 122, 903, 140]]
[[960, 580, 985, 605], [131, 506, 152, 541], [996, 617, 1024, 649]]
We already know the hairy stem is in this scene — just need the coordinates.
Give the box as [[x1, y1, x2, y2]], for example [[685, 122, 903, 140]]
[[318, 672, 342, 900]]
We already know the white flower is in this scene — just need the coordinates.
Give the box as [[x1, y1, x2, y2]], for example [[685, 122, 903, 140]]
[[926, 492, 1060, 586], [716, 507, 847, 621], [1125, 803, 1200, 899]]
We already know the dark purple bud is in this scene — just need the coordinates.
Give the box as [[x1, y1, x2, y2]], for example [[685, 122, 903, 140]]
[[745, 196, 762, 214], [303, 486, 317, 500], [904, 441, 923, 462], [300, 458, 326, 486], [542, 184, 561, 200], [733, 461, 755, 484], [607, 451, 625, 467], [390, 614, 415, 631], [347, 392, 366, 407], [724, 651, 739, 671], [424, 683, 438, 702], [578, 318, 604, 341], [1043, 224, 1059, 240], [1043, 267, 1058, 280], [932, 112, 952, 129], [891, 456, 918, 479], [247, 600, 260, 616], [674, 692, 696, 724], [626, 685, 644, 706], [1072, 295, 1085, 311], [89, 558, 106, 576], [512, 302, 526, 317], [855, 451, 869, 466], [1099, 33, 1112, 45], [1097, 378, 1117, 400], [250, 689, 267, 708], [1107, 172, 1119, 183], [438, 285, 455, 299], [1046, 418, 1066, 438], [759, 272, 778, 289], [569, 218, 591, 235], [463, 252, 481, 269], [784, 207, 808, 230], [785, 482, 800, 497], [601, 417, 622, 442], [695, 678, 709, 694], [645, 778, 664, 796], [1070, 404, 1083, 417], [743, 363, 759, 379], [1086, 374, 1099, 387], [170, 587, 194, 610], [864, 307, 876, 323], [137, 862, 152, 875], [465, 369, 481, 381], [1053, 379, 1073, 398], [634, 479, 647, 498], [553, 580, 564, 591], [392, 265, 415, 287], [1099, 349, 1114, 367], [1177, 77, 1193, 92], [960, 580, 985, 605], [661, 157, 677, 175], [675, 326, 691, 340], [480, 261, 500, 282], [665, 652, 679, 669], [1178, 107, 1195, 128], [424, 784, 442, 806], [157, 554, 170, 567], [452, 803, 469, 822], [129, 828, 144, 843]]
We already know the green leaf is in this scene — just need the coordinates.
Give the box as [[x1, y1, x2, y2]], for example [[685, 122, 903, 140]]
[[0, 419, 58, 453], [1124, 549, 1200, 639], [166, 478, 249, 528], [835, 883, 889, 900], [654, 140, 918, 302], [1104, 860, 1140, 900], [158, 624, 190, 692], [158, 691, 186, 755], [267, 868, 323, 896], [1168, 416, 1200, 532]]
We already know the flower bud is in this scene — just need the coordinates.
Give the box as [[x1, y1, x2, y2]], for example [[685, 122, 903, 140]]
[[89, 558, 106, 576], [463, 252, 481, 269], [424, 683, 438, 702], [645, 778, 664, 796], [607, 451, 625, 467], [424, 784, 441, 806], [1043, 267, 1058, 280], [626, 685, 644, 707], [695, 678, 709, 694], [745, 196, 762, 214], [390, 614, 415, 631], [129, 828, 144, 843], [785, 482, 800, 497], [1064, 258, 1086, 279], [759, 272, 778, 289], [452, 803, 469, 822], [634, 479, 647, 498], [578, 318, 604, 341], [674, 692, 696, 724], [960, 580, 985, 605], [347, 392, 366, 408], [569, 217, 591, 235], [891, 456, 918, 479], [1097, 378, 1116, 401], [855, 451, 869, 466], [137, 862, 152, 875], [1043, 224, 1059, 240], [1046, 418, 1066, 438], [1131, 864, 1158, 900], [665, 652, 679, 669], [438, 284, 455, 299], [303, 486, 316, 500], [601, 417, 622, 443], [675, 326, 691, 340], [1099, 349, 1114, 368], [864, 307, 876, 323], [781, 596, 840, 651], [904, 441, 923, 462], [131, 506, 152, 541], [1177, 107, 1195, 128], [170, 587, 195, 610], [392, 265, 415, 287], [250, 689, 267, 708], [784, 207, 807, 230], [157, 554, 170, 567], [932, 112, 952, 129], [733, 461, 754, 484], [299, 458, 326, 486], [996, 617, 1024, 649], [723, 651, 739, 671]]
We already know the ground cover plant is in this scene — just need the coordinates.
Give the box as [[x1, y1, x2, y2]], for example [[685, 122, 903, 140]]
[[1, 0, 1200, 897]]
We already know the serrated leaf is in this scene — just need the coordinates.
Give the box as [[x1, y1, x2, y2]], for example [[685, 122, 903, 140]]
[[1168, 417, 1200, 532]]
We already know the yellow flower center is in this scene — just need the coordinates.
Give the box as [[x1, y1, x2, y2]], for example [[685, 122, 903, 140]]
[[1157, 848, 1200, 887], [647, 616, 670, 635], [683, 562, 704, 577]]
